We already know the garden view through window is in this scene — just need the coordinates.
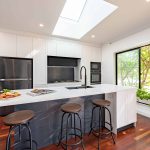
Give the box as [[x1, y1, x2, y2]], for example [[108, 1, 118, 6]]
[[116, 45, 150, 103]]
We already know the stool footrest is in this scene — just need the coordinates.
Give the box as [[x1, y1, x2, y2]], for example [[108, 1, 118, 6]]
[[60, 135, 83, 147], [89, 103, 116, 148], [59, 127, 83, 146], [10, 139, 37, 149], [59, 109, 84, 150], [91, 128, 112, 137]]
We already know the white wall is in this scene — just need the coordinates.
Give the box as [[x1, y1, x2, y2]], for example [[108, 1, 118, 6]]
[[101, 27, 150, 84], [0, 29, 101, 87]]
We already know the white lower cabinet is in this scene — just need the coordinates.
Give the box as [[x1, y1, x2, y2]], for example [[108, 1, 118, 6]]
[[105, 89, 137, 134], [126, 90, 137, 125], [116, 91, 127, 128], [116, 89, 137, 129]]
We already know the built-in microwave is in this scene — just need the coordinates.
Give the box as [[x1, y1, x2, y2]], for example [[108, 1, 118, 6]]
[[90, 62, 101, 84], [91, 62, 101, 70]]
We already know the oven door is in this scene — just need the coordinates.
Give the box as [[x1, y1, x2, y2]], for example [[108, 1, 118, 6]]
[[91, 62, 101, 70], [91, 73, 101, 84]]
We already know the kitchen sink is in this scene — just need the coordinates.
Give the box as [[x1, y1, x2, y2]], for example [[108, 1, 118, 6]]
[[66, 85, 93, 90]]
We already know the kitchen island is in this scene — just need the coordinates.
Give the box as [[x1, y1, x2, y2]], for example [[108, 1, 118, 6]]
[[0, 84, 137, 149]]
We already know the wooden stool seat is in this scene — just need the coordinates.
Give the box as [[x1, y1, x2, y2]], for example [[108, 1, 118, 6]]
[[3, 110, 35, 126], [93, 99, 111, 107], [61, 103, 81, 113]]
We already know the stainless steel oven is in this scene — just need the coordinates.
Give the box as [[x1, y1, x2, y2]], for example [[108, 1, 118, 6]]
[[90, 62, 101, 84]]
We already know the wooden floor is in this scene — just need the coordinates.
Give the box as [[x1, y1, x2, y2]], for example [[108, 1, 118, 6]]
[[0, 114, 150, 150], [40, 115, 150, 150]]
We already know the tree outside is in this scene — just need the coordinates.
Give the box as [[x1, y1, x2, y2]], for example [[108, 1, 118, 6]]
[[141, 46, 150, 92], [117, 49, 139, 87]]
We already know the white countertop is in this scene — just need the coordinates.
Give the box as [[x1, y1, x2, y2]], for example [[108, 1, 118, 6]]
[[0, 84, 136, 107]]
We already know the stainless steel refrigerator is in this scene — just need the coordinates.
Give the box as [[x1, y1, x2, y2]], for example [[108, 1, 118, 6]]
[[0, 57, 33, 91], [0, 57, 33, 116]]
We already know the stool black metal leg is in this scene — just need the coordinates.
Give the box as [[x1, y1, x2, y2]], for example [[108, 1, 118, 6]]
[[105, 107, 115, 144], [70, 114, 73, 128], [101, 107, 104, 132], [98, 107, 102, 150], [24, 123, 33, 150], [19, 124, 22, 142], [66, 113, 71, 150], [70, 114, 73, 140], [74, 113, 77, 141], [6, 126, 11, 150], [58, 112, 66, 146], [76, 113, 85, 150], [76, 113, 82, 137], [6, 125, 17, 150], [89, 106, 96, 136]]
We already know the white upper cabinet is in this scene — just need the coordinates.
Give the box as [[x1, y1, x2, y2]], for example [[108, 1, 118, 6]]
[[0, 32, 17, 57], [81, 45, 91, 62], [90, 47, 101, 62], [32, 38, 47, 85], [47, 39, 57, 56], [16, 35, 33, 58], [57, 40, 82, 58]]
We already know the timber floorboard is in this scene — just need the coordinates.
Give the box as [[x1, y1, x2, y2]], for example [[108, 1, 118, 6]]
[[0, 114, 149, 150], [40, 114, 150, 150]]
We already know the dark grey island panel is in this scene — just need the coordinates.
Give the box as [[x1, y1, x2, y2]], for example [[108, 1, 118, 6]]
[[14, 94, 104, 149]]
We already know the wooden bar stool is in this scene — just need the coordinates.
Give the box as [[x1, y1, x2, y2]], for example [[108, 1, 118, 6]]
[[3, 110, 37, 150], [58, 103, 85, 150], [89, 99, 115, 150]]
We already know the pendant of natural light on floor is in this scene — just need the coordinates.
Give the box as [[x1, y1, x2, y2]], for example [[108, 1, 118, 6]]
[[52, 0, 118, 39]]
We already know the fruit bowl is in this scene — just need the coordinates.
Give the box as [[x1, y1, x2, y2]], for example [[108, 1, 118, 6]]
[[0, 89, 21, 100]]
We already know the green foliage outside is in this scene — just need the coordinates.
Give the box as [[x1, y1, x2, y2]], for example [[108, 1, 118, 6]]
[[141, 46, 150, 90], [136, 89, 150, 100], [117, 49, 139, 87]]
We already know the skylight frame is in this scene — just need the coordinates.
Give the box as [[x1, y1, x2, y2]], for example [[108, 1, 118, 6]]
[[60, 0, 87, 22], [52, 0, 118, 39]]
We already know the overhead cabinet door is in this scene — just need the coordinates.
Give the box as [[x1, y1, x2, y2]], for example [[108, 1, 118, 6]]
[[57, 40, 81, 58], [0, 32, 16, 57], [16, 35, 32, 58]]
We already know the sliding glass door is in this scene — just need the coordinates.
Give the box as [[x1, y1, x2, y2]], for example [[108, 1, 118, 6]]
[[116, 45, 150, 104]]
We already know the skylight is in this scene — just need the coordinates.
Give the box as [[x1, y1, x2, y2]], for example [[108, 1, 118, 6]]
[[60, 0, 87, 22], [52, 0, 118, 39]]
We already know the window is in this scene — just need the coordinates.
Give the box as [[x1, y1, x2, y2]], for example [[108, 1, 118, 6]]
[[60, 0, 87, 22], [116, 45, 150, 104], [116, 49, 139, 87]]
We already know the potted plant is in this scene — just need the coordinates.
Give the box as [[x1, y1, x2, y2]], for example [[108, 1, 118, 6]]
[[137, 89, 150, 105]]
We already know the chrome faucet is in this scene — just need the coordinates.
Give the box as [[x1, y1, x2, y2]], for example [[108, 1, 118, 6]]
[[80, 66, 87, 88]]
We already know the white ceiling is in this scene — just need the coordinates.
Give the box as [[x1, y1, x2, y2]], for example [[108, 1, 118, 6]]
[[82, 0, 150, 44], [0, 0, 150, 45], [0, 0, 66, 34]]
